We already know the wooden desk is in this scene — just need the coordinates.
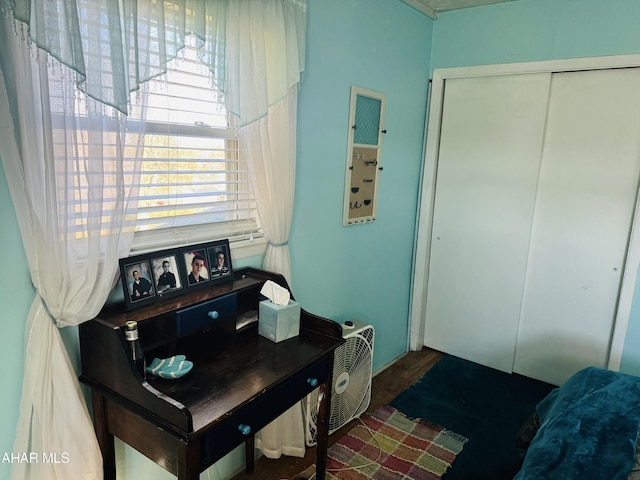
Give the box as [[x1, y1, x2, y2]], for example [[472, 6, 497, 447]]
[[79, 268, 343, 480]]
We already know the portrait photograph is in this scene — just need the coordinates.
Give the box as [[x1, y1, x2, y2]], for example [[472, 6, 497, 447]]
[[183, 248, 210, 286], [123, 260, 155, 304], [151, 254, 182, 295], [207, 244, 232, 279]]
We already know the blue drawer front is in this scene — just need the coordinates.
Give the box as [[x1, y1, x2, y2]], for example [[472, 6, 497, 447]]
[[175, 293, 237, 336], [202, 356, 329, 465]]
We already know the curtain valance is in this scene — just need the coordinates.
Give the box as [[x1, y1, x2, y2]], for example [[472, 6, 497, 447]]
[[2, 0, 306, 125]]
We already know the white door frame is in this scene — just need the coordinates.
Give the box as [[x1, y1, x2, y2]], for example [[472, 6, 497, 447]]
[[409, 53, 640, 371]]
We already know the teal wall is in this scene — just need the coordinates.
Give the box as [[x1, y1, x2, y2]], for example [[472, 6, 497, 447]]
[[429, 0, 640, 375], [0, 159, 31, 478], [290, 0, 433, 372], [0, 0, 432, 477], [431, 0, 640, 69], [7, 0, 640, 475]]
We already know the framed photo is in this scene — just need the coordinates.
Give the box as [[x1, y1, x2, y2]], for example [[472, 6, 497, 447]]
[[150, 252, 184, 300], [119, 239, 234, 309], [181, 239, 234, 291], [120, 256, 156, 310], [207, 240, 233, 281], [182, 246, 210, 287]]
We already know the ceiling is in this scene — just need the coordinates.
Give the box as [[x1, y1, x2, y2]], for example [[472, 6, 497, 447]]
[[401, 0, 511, 19]]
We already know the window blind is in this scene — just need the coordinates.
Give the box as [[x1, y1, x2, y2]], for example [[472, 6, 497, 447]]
[[47, 33, 259, 248], [135, 38, 258, 239]]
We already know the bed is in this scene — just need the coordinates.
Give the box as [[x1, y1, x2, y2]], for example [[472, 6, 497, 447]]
[[515, 366, 640, 479]]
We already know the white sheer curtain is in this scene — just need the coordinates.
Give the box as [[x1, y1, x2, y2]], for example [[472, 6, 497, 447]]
[[1, 0, 308, 474], [225, 0, 306, 458], [244, 88, 301, 457], [0, 14, 144, 480], [242, 89, 298, 293]]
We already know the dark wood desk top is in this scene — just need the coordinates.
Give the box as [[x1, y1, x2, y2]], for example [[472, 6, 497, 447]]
[[80, 267, 344, 436], [147, 328, 339, 433]]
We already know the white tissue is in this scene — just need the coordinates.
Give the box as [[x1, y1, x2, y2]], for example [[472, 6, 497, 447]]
[[260, 280, 291, 306]]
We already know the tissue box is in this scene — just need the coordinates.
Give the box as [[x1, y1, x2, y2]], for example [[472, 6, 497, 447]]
[[258, 299, 301, 343]]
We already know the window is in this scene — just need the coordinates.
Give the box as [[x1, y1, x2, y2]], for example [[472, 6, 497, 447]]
[[48, 34, 260, 253], [132, 36, 260, 251]]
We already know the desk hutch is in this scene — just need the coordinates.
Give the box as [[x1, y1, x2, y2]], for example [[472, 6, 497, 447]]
[[79, 267, 344, 480]]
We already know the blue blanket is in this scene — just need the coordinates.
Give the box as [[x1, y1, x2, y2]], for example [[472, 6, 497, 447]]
[[515, 367, 640, 480]]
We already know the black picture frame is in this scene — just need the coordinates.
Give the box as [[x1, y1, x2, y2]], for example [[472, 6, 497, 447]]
[[150, 251, 184, 300], [181, 239, 234, 291], [120, 256, 157, 311], [207, 240, 233, 281], [119, 239, 234, 310], [182, 246, 210, 287]]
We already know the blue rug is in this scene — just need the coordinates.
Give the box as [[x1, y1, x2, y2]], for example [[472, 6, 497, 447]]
[[390, 354, 555, 479]]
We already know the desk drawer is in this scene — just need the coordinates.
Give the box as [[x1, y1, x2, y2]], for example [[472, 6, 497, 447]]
[[202, 356, 329, 464], [175, 293, 237, 336]]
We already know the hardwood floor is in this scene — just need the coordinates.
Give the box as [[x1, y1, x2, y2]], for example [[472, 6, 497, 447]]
[[231, 347, 443, 480]]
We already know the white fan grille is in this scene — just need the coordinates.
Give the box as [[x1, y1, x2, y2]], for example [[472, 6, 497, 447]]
[[304, 321, 374, 446]]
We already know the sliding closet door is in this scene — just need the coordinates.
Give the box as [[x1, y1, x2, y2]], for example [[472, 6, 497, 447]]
[[513, 69, 640, 385], [424, 74, 551, 373]]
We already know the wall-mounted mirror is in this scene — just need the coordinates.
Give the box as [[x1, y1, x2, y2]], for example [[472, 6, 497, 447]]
[[343, 86, 386, 226]]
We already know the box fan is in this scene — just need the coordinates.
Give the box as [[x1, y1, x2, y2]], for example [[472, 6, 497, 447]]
[[304, 319, 375, 446]]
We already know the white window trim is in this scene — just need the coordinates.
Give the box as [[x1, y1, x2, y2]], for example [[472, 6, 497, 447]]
[[130, 226, 267, 260]]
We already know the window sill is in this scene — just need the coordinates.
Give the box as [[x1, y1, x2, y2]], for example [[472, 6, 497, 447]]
[[229, 235, 268, 260], [130, 226, 267, 261]]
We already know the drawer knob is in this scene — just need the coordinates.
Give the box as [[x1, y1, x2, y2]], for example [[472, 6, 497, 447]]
[[208, 311, 219, 319], [307, 377, 318, 387], [238, 424, 251, 435]]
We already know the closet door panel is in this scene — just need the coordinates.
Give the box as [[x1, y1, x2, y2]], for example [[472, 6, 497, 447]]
[[424, 74, 550, 373], [514, 69, 640, 385]]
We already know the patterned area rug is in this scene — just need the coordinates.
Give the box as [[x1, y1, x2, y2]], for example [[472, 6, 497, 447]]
[[296, 406, 467, 480]]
